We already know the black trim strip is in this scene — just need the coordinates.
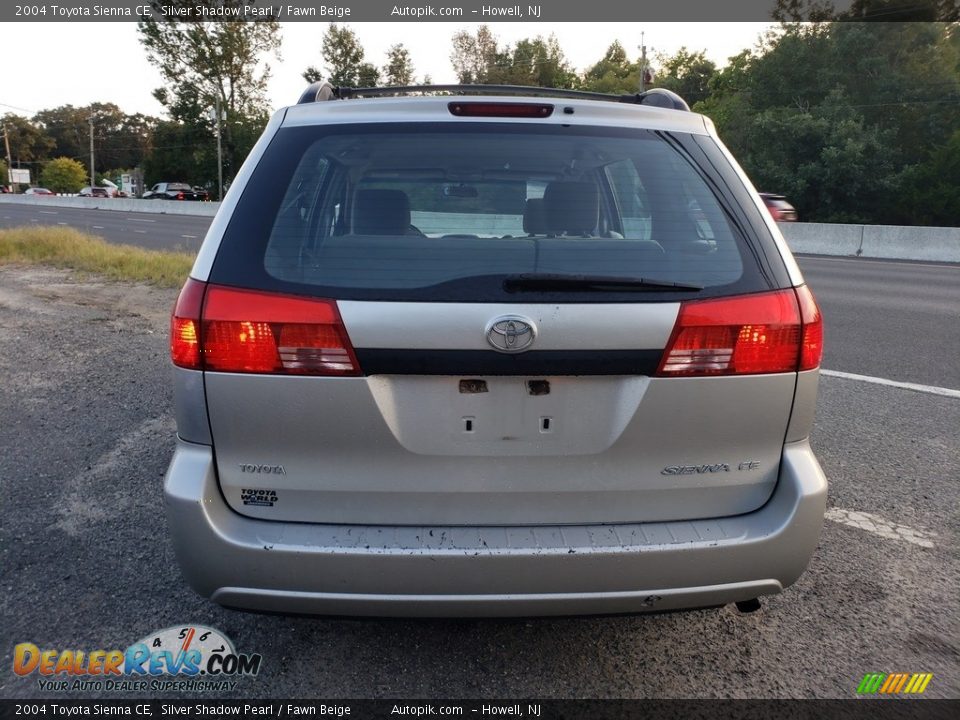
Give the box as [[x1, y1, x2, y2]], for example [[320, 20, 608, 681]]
[[355, 349, 663, 376]]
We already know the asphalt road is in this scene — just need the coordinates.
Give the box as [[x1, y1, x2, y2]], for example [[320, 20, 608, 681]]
[[800, 255, 960, 391], [0, 203, 208, 254], [0, 259, 957, 701]]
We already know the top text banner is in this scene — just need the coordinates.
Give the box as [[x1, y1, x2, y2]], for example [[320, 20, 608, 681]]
[[2, 0, 865, 23]]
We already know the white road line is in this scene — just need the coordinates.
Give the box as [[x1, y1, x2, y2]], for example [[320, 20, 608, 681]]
[[134, 229, 147, 234], [132, 218, 156, 223], [57, 222, 67, 226], [825, 508, 935, 549], [38, 210, 58, 215], [181, 234, 197, 239], [821, 369, 960, 399]]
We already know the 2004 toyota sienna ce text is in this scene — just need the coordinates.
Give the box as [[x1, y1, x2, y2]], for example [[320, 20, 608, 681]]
[[164, 83, 826, 617]]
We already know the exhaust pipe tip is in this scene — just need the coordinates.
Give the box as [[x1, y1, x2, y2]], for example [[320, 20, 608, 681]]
[[735, 598, 762, 614]]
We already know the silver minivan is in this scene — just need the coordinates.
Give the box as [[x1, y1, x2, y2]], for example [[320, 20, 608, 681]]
[[165, 84, 826, 617]]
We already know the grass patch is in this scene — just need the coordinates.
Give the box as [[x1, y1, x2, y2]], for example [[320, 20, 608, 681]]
[[0, 226, 195, 288]]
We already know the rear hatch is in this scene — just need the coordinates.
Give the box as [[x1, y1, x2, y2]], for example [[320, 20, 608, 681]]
[[185, 108, 812, 526]]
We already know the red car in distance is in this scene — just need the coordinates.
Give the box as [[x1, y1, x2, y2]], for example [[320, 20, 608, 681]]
[[759, 193, 798, 222]]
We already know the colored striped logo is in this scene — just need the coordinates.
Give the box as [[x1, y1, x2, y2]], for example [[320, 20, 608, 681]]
[[857, 673, 933, 694]]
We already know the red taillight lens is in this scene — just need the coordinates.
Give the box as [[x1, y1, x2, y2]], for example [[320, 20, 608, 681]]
[[176, 192, 184, 200], [170, 281, 361, 375], [171, 278, 206, 370], [448, 102, 554, 118], [200, 286, 360, 376], [657, 289, 804, 376], [795, 285, 823, 370]]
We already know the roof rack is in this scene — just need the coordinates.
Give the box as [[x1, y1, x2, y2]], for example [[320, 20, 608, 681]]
[[296, 82, 690, 111]]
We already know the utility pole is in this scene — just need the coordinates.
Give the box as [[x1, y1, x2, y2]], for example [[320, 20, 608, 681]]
[[215, 96, 223, 202], [88, 116, 96, 188], [2, 125, 13, 191], [639, 32, 648, 93], [209, 97, 225, 201]]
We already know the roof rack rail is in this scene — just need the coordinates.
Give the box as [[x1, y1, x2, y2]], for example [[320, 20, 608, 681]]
[[296, 82, 690, 111]]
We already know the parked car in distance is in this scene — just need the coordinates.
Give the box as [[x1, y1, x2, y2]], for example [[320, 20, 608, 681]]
[[78, 186, 112, 198], [165, 83, 825, 618], [143, 182, 209, 201], [759, 193, 798, 222], [24, 187, 55, 196]]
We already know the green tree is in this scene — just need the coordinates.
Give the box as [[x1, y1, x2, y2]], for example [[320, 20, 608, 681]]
[[450, 25, 499, 83], [304, 23, 368, 87], [357, 62, 381, 87], [1, 113, 55, 166], [654, 48, 717, 107], [384, 43, 415, 86], [142, 116, 210, 187], [774, 0, 954, 22], [40, 157, 87, 193], [696, 22, 960, 224], [33, 104, 157, 174], [895, 129, 960, 226], [743, 95, 897, 223], [772, 0, 842, 21], [500, 36, 577, 88], [0, 159, 7, 189], [30, 106, 89, 165], [581, 41, 639, 94], [450, 27, 576, 88], [138, 1, 280, 195]]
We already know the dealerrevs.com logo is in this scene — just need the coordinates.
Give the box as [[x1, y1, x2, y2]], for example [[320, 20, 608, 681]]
[[13, 625, 262, 692]]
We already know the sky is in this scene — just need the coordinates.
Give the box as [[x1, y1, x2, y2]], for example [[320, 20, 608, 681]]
[[1, 22, 776, 118]]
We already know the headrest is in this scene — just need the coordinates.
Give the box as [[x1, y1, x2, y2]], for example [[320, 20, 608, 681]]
[[543, 182, 599, 235], [353, 189, 411, 235], [522, 198, 547, 235]]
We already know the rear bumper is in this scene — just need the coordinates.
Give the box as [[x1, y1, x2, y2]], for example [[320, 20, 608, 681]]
[[163, 440, 826, 617]]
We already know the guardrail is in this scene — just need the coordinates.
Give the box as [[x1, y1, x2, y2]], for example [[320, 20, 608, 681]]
[[2, 195, 958, 262]]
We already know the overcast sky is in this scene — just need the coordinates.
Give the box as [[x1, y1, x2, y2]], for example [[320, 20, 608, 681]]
[[1, 23, 776, 118]]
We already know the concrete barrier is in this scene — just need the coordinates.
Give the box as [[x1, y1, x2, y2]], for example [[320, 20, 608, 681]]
[[0, 194, 221, 217], [858, 224, 960, 263], [779, 221, 960, 262], [778, 222, 864, 257]]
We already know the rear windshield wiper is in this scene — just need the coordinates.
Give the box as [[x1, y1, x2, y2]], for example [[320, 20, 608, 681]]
[[503, 273, 703, 293]]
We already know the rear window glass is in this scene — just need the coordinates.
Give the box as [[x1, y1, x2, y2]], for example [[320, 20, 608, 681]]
[[214, 124, 778, 302]]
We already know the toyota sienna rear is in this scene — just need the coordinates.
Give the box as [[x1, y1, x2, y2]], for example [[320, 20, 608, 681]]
[[164, 84, 826, 617]]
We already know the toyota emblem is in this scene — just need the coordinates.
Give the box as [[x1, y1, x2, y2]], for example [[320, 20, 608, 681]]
[[486, 316, 537, 353]]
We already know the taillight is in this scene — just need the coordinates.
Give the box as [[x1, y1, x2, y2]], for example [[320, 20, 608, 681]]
[[795, 285, 823, 370], [657, 289, 814, 376], [171, 278, 205, 370], [448, 102, 554, 118], [172, 284, 360, 376], [176, 192, 184, 200]]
